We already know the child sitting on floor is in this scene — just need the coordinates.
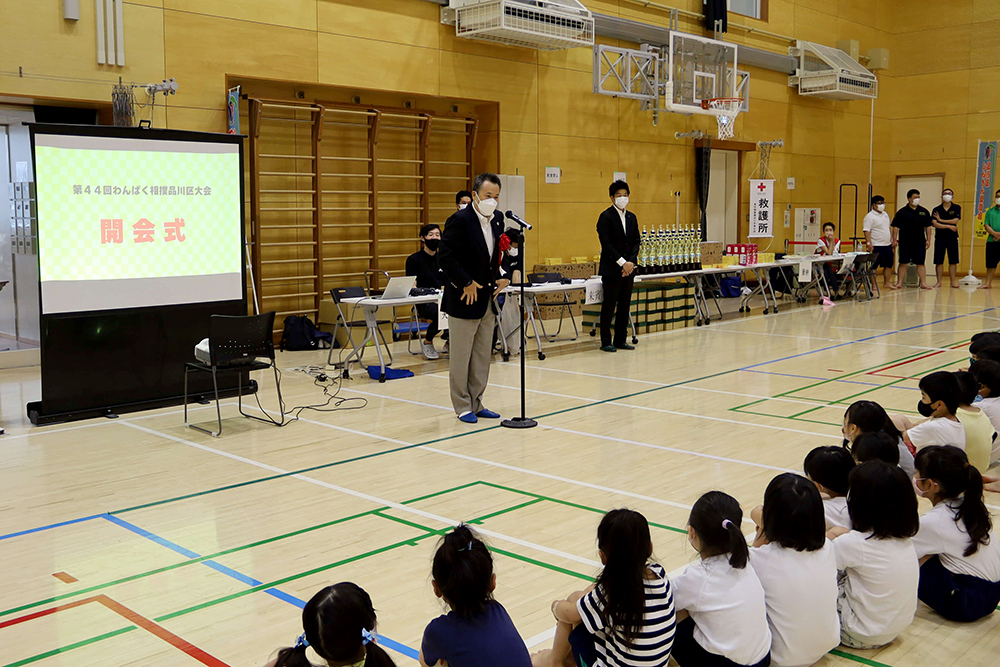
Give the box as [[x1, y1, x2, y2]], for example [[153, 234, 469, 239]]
[[912, 446, 1000, 622], [827, 462, 920, 650], [804, 446, 856, 530], [749, 473, 839, 667], [841, 400, 915, 477], [534, 508, 675, 667], [419, 525, 531, 667], [671, 491, 771, 667], [892, 371, 965, 453], [267, 582, 396, 667], [953, 370, 995, 473]]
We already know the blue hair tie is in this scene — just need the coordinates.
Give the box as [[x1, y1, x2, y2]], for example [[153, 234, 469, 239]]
[[294, 633, 309, 650], [361, 628, 375, 646], [458, 541, 473, 552]]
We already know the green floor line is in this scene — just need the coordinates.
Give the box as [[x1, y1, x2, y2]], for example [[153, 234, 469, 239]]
[[829, 648, 893, 667], [468, 498, 545, 524], [0, 481, 487, 620], [4, 627, 136, 667], [479, 481, 689, 535]]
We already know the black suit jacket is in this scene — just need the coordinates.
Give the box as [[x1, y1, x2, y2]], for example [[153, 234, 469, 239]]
[[438, 205, 504, 319], [597, 205, 640, 278]]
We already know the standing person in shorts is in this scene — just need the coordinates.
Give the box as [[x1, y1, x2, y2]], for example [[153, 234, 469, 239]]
[[932, 188, 961, 289], [891, 189, 933, 290], [863, 195, 894, 288], [982, 189, 1000, 290]]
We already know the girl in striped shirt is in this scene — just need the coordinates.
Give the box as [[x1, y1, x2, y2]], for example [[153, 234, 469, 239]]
[[533, 509, 676, 667]]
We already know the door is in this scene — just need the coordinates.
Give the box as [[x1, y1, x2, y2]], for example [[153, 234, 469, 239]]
[[0, 127, 15, 340], [706, 149, 739, 244], [896, 174, 943, 275]]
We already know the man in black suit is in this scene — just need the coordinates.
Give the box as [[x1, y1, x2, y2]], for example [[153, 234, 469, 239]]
[[438, 173, 509, 423], [597, 180, 640, 352]]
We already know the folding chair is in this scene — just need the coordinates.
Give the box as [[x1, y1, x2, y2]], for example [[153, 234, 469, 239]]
[[184, 312, 286, 437], [327, 287, 394, 368], [526, 272, 579, 342]]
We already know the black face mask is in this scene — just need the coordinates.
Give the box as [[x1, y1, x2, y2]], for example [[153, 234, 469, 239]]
[[424, 238, 440, 251], [916, 400, 935, 418]]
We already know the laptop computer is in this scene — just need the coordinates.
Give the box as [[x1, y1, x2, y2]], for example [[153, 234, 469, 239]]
[[377, 276, 416, 299]]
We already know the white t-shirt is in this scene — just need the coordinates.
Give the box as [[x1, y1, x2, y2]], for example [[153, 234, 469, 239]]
[[955, 407, 994, 472], [896, 437, 916, 478], [975, 396, 1000, 461], [912, 500, 1000, 581], [750, 541, 840, 667], [671, 555, 771, 666], [833, 531, 918, 647], [863, 210, 892, 246], [823, 496, 851, 530], [907, 417, 965, 451]]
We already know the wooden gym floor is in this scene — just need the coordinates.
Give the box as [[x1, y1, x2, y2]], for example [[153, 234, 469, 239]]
[[2, 287, 1000, 667]]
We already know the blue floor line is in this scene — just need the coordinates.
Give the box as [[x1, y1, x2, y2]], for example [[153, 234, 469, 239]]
[[0, 514, 104, 542], [740, 369, 899, 388], [739, 306, 995, 371], [102, 514, 419, 660]]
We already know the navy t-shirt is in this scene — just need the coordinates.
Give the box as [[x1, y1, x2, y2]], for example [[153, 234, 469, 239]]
[[891, 204, 932, 246], [932, 203, 961, 242], [420, 601, 531, 667]]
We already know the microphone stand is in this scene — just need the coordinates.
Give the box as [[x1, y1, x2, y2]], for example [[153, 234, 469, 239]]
[[502, 218, 537, 430]]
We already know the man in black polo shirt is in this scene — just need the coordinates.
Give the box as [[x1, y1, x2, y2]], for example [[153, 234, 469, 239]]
[[932, 187, 961, 289], [891, 188, 933, 290], [405, 223, 447, 359]]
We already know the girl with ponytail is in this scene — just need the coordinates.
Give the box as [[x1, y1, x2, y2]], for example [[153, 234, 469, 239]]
[[533, 509, 676, 667], [912, 446, 1000, 621], [419, 524, 531, 667], [671, 491, 771, 667], [267, 582, 396, 667]]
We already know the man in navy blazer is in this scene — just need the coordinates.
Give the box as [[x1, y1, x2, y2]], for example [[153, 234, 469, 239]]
[[596, 180, 640, 352], [438, 173, 509, 423]]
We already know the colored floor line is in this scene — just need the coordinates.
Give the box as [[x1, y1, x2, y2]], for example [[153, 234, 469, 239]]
[[0, 595, 230, 667], [4, 481, 670, 663], [741, 369, 899, 389], [3, 309, 989, 553], [0, 514, 104, 542], [735, 306, 991, 372]]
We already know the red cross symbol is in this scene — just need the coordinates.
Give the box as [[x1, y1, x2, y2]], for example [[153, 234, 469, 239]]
[[757, 182, 767, 192]]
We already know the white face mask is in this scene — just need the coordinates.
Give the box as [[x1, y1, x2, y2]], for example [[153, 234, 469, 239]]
[[475, 195, 498, 217], [458, 203, 468, 210], [996, 197, 1000, 207], [614, 196, 629, 210], [876, 203, 885, 212], [508, 248, 518, 257], [912, 197, 921, 206], [943, 194, 953, 202]]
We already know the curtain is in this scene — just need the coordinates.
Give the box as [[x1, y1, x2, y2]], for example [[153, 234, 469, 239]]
[[695, 139, 712, 241]]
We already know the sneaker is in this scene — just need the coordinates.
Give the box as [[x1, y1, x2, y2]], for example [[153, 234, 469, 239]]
[[421, 341, 439, 360]]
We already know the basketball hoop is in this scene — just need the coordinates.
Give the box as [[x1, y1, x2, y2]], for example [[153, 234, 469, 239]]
[[702, 98, 743, 140]]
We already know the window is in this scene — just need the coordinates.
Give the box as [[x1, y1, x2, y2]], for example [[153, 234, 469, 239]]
[[728, 0, 764, 20]]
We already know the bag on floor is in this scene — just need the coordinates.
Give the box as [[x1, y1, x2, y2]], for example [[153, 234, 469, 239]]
[[280, 315, 333, 351], [720, 276, 742, 298]]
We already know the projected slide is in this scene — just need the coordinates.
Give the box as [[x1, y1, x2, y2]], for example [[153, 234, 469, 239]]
[[34, 133, 243, 314]]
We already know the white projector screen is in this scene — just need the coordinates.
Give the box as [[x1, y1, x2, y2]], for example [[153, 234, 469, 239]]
[[33, 132, 244, 314]]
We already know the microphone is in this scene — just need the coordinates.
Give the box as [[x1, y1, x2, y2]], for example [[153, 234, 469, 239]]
[[505, 210, 533, 230]]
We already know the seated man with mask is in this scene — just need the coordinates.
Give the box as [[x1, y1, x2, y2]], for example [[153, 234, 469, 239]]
[[405, 223, 448, 360]]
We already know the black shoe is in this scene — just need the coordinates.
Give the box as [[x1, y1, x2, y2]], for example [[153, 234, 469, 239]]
[[600, 345, 617, 352], [615, 343, 636, 350]]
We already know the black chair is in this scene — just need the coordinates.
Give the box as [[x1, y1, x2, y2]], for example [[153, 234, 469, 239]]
[[184, 312, 285, 437]]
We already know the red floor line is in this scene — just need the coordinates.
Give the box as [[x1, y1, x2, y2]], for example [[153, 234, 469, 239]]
[[95, 596, 231, 667], [0, 596, 96, 629], [866, 350, 944, 375], [52, 572, 78, 584], [0, 595, 230, 667]]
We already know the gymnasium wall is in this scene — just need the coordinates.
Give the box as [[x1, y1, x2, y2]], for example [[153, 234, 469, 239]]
[[0, 0, 936, 269], [884, 0, 1000, 277]]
